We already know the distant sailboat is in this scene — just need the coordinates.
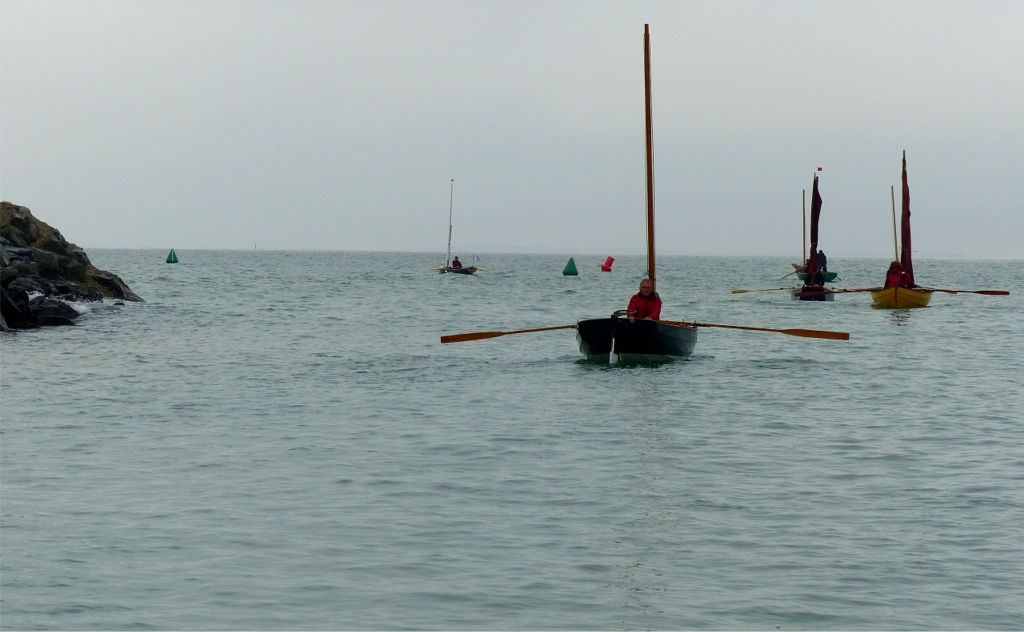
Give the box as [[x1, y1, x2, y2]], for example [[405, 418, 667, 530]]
[[438, 179, 477, 275], [791, 173, 836, 301], [871, 152, 932, 309]]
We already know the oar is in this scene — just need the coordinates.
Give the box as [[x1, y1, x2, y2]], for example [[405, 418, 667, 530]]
[[441, 324, 576, 344], [731, 287, 795, 294], [779, 270, 797, 280], [920, 288, 1008, 296], [791, 287, 870, 297], [659, 320, 850, 341]]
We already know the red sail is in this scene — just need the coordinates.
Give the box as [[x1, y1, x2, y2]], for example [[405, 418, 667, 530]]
[[807, 175, 822, 273], [899, 151, 914, 284]]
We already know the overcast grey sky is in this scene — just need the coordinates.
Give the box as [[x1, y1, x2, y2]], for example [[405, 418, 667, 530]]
[[2, 0, 1021, 258]]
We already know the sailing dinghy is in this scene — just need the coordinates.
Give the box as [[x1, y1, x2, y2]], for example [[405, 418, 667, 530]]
[[871, 152, 932, 309], [791, 173, 836, 301], [793, 176, 838, 285], [438, 179, 477, 275], [575, 24, 698, 362]]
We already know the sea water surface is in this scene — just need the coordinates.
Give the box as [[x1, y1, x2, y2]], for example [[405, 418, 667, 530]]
[[2, 252, 1022, 630]]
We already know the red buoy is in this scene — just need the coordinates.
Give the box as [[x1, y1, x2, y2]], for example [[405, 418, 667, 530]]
[[601, 256, 614, 272]]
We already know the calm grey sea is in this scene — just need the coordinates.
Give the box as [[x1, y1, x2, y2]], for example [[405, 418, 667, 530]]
[[2, 251, 1022, 630]]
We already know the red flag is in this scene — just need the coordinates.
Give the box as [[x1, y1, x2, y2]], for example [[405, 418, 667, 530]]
[[900, 151, 914, 285]]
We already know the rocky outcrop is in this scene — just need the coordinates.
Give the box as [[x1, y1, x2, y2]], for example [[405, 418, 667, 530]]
[[1, 201, 142, 330]]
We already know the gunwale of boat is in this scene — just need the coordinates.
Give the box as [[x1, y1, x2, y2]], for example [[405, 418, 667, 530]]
[[870, 286, 933, 309], [438, 266, 478, 275], [797, 271, 838, 282]]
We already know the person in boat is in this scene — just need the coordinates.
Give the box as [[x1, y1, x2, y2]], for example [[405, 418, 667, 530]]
[[627, 279, 662, 323], [450, 256, 462, 269], [817, 249, 828, 272], [883, 261, 913, 288], [802, 269, 826, 288]]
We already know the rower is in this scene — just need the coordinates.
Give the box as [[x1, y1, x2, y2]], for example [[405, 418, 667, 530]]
[[804, 269, 826, 287], [450, 256, 462, 269], [884, 261, 913, 288], [627, 279, 662, 323], [817, 249, 828, 272]]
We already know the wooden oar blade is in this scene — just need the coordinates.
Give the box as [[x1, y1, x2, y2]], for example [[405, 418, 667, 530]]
[[440, 331, 506, 344], [667, 320, 850, 341], [920, 288, 1008, 295], [731, 287, 790, 294], [781, 328, 850, 341], [441, 323, 577, 344]]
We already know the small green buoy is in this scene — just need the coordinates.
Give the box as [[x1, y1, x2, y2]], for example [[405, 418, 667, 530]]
[[562, 257, 578, 276], [166, 249, 178, 264]]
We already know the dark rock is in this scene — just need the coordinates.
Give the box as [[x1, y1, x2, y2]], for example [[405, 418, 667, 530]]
[[91, 271, 126, 299], [1, 226, 29, 247], [28, 296, 79, 325], [7, 276, 45, 295], [1, 286, 35, 328], [67, 245, 91, 266], [1, 261, 39, 286], [7, 211, 38, 240], [58, 257, 87, 281], [45, 279, 103, 302], [29, 248, 60, 278], [1, 201, 142, 329], [2, 245, 34, 264], [40, 237, 70, 256]]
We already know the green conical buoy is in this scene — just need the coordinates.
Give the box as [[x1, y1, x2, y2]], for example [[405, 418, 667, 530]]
[[166, 249, 178, 264], [562, 257, 578, 276]]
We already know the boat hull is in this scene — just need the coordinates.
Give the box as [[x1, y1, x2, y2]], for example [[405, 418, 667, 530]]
[[439, 266, 478, 275], [797, 271, 838, 282], [871, 286, 933, 309], [791, 287, 834, 302], [576, 317, 697, 363]]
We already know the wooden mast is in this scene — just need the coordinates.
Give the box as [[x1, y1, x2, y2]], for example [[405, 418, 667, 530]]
[[446, 179, 454, 268], [802, 189, 807, 265], [644, 24, 656, 288], [890, 184, 898, 261]]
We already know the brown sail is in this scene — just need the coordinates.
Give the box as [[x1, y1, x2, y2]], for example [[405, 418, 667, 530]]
[[807, 175, 823, 273], [899, 151, 914, 285]]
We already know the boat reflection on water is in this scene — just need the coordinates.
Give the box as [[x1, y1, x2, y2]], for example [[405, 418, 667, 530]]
[[887, 309, 914, 327]]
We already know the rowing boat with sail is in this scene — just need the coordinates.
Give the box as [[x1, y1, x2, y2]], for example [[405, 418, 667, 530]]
[[793, 174, 838, 284], [437, 28, 852, 354], [575, 25, 697, 362], [871, 152, 932, 309], [791, 172, 837, 301], [438, 179, 478, 275]]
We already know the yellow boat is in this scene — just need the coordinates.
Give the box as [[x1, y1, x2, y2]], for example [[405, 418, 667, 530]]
[[870, 286, 933, 309]]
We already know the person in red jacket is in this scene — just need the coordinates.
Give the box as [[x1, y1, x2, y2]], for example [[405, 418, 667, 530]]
[[627, 279, 662, 322], [883, 261, 913, 288]]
